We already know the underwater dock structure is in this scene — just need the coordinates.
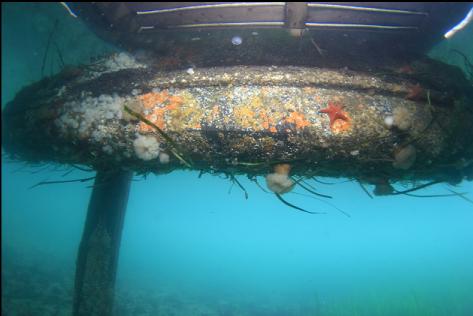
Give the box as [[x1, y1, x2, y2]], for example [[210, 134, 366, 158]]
[[3, 2, 473, 315]]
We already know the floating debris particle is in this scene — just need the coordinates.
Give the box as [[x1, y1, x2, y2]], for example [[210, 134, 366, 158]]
[[231, 36, 242, 45]]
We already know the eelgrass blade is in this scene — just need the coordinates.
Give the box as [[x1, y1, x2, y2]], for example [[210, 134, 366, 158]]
[[124, 105, 193, 168], [275, 193, 326, 215]]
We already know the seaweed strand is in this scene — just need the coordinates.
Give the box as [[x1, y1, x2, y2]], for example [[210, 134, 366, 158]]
[[275, 193, 326, 215], [446, 189, 473, 205], [29, 176, 96, 189], [41, 19, 59, 77], [291, 192, 351, 218], [230, 174, 249, 199], [124, 105, 193, 168], [357, 180, 374, 199], [292, 177, 333, 199], [392, 180, 442, 195]]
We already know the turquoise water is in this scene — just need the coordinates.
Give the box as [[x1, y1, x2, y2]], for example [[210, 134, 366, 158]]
[[2, 3, 473, 316]]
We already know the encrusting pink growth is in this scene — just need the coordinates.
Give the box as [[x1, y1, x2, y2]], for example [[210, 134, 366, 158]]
[[406, 83, 424, 101]]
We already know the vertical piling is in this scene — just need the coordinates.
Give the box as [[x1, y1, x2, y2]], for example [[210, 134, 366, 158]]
[[73, 170, 133, 316]]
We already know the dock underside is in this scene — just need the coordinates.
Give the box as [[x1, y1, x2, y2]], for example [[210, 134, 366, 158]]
[[3, 55, 473, 187]]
